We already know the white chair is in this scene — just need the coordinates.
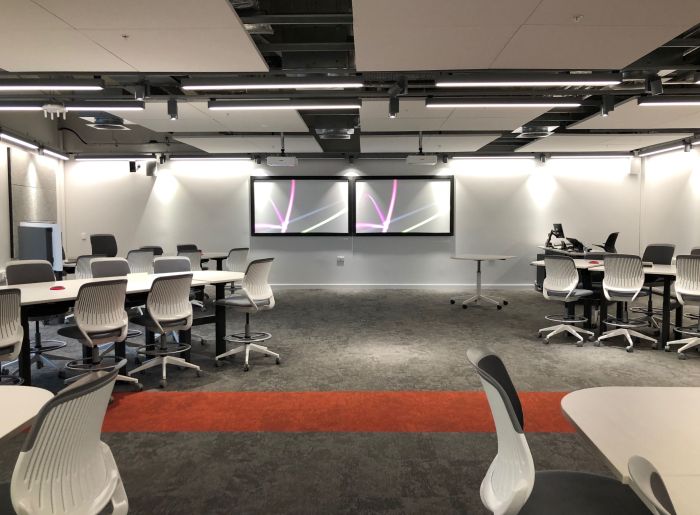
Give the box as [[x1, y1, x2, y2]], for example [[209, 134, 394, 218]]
[[57, 279, 141, 389], [664, 255, 700, 359], [74, 255, 96, 279], [128, 273, 201, 388], [628, 456, 676, 515], [11, 370, 128, 515], [0, 288, 23, 384], [597, 254, 657, 352], [154, 256, 206, 312], [224, 247, 249, 292], [467, 347, 649, 515], [216, 258, 280, 372], [127, 248, 154, 274], [538, 256, 594, 345], [177, 250, 203, 271], [91, 257, 143, 340]]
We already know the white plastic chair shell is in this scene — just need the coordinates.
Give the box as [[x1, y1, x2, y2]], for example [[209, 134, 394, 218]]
[[467, 348, 535, 515], [90, 257, 130, 279], [628, 456, 676, 515], [177, 251, 202, 271], [543, 256, 579, 301], [74, 255, 95, 280], [73, 280, 129, 347], [126, 249, 154, 274], [674, 255, 700, 307], [239, 258, 275, 312], [0, 289, 23, 362], [153, 256, 190, 274], [147, 274, 194, 334], [225, 248, 249, 273], [11, 370, 128, 515], [602, 254, 645, 302]]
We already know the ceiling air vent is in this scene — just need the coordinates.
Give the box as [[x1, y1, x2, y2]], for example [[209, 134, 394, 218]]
[[316, 128, 355, 140], [82, 115, 131, 131], [513, 126, 556, 139]]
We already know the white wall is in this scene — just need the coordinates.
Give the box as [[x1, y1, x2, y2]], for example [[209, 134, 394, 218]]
[[62, 156, 642, 286], [0, 144, 9, 266]]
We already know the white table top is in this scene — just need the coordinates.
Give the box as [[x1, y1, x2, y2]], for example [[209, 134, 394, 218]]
[[451, 254, 515, 261], [0, 386, 53, 442], [536, 245, 587, 257], [562, 387, 700, 515], [531, 259, 602, 269], [201, 252, 228, 259], [0, 270, 243, 306]]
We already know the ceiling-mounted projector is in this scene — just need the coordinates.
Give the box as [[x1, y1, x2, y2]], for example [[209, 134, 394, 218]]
[[406, 154, 438, 165], [266, 156, 298, 167]]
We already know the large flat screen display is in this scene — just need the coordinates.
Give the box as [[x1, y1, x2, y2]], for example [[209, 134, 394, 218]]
[[251, 177, 350, 235], [354, 177, 453, 235]]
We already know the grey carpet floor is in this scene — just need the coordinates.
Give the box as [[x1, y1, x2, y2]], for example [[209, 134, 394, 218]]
[[1, 288, 698, 514]]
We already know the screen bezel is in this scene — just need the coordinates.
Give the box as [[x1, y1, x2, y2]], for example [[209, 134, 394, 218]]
[[250, 176, 353, 236]]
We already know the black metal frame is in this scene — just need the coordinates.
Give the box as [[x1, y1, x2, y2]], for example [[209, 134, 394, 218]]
[[353, 175, 455, 237], [250, 176, 352, 236]]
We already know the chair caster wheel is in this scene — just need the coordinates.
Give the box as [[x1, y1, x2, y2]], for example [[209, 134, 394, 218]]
[[135, 383, 143, 391], [576, 341, 584, 347], [503, 300, 509, 306], [543, 338, 550, 344], [243, 364, 250, 372], [496, 305, 502, 310], [134, 357, 141, 365], [450, 299, 456, 305], [651, 344, 658, 350], [159, 379, 167, 388], [626, 346, 634, 353], [679, 353, 688, 360], [109, 395, 114, 404], [215, 360, 223, 367], [537, 333, 542, 338], [593, 341, 601, 347], [664, 345, 671, 352], [462, 305, 467, 309], [276, 358, 281, 365], [58, 370, 67, 379]]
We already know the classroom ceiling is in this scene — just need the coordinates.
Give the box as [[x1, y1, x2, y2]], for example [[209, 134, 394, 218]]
[[0, 0, 700, 158]]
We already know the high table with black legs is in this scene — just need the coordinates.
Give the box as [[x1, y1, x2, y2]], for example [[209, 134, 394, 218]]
[[0, 270, 243, 385], [201, 252, 228, 271], [450, 254, 515, 310]]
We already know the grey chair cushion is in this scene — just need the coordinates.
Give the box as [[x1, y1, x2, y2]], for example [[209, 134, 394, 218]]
[[547, 289, 593, 300], [57, 325, 123, 342], [217, 294, 271, 308], [519, 471, 651, 515], [131, 313, 189, 330]]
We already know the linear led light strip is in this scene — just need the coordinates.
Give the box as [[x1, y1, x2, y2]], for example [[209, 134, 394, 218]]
[[208, 101, 361, 111], [436, 80, 620, 87], [182, 78, 363, 91], [426, 101, 582, 108], [75, 155, 157, 162], [0, 79, 103, 91], [452, 155, 533, 160], [637, 143, 699, 157], [0, 132, 69, 160], [169, 156, 250, 161]]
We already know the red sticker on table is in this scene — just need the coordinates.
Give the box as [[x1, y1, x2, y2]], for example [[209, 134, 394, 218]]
[[50, 286, 65, 291], [589, 260, 600, 264]]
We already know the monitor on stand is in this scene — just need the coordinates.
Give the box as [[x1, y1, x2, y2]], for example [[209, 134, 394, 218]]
[[546, 223, 565, 247]]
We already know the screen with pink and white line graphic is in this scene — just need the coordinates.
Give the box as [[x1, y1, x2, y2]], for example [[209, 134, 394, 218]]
[[355, 178, 452, 234], [252, 178, 350, 234]]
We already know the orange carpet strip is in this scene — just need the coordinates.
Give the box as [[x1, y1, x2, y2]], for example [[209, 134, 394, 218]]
[[103, 391, 573, 433]]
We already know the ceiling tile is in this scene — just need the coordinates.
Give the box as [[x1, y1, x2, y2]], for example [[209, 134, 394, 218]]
[[196, 104, 309, 132], [175, 135, 322, 154], [571, 97, 700, 130], [422, 134, 500, 152], [516, 133, 693, 152], [360, 135, 420, 153], [0, 0, 69, 29]]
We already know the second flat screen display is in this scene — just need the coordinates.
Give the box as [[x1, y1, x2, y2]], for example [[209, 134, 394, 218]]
[[355, 178, 453, 235], [252, 178, 350, 235]]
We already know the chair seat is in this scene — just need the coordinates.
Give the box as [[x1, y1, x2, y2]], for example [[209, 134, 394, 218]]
[[547, 289, 593, 300], [131, 313, 189, 330], [217, 294, 271, 308], [519, 471, 650, 515], [57, 325, 124, 341]]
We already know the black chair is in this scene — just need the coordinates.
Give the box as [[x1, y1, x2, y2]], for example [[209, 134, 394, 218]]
[[5, 260, 71, 375], [90, 234, 118, 258], [140, 245, 164, 256], [631, 244, 676, 331], [594, 232, 619, 253], [691, 247, 700, 257]]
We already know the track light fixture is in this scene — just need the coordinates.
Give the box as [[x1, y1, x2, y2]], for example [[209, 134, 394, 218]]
[[388, 95, 399, 118], [684, 140, 692, 152], [168, 99, 178, 120], [435, 73, 622, 88], [133, 85, 146, 101], [129, 161, 138, 173], [601, 96, 615, 117], [645, 76, 663, 96]]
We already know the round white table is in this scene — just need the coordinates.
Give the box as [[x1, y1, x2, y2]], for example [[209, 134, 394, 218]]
[[450, 254, 515, 309], [0, 386, 53, 442]]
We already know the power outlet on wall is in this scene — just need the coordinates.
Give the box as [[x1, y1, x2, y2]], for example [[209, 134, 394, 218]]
[[337, 256, 345, 266]]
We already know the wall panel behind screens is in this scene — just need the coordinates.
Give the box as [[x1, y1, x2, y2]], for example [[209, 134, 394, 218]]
[[252, 177, 350, 235], [355, 176, 453, 235]]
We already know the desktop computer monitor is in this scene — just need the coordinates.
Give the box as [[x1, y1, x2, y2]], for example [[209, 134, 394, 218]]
[[552, 223, 565, 239]]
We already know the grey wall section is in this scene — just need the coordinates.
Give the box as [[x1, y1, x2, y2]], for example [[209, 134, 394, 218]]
[[0, 112, 60, 148], [63, 156, 644, 287]]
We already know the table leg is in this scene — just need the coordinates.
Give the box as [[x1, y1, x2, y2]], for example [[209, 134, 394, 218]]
[[115, 340, 127, 373], [215, 283, 226, 356], [661, 277, 672, 349], [180, 329, 192, 361], [19, 309, 31, 386], [580, 269, 593, 329], [216, 258, 224, 271], [674, 304, 684, 345], [598, 296, 608, 339]]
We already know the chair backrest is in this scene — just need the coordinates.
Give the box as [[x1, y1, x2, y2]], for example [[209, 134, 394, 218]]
[[11, 370, 121, 515], [0, 288, 23, 361], [90, 234, 118, 258], [127, 249, 154, 274], [602, 254, 645, 302], [153, 256, 191, 274], [5, 260, 55, 285], [628, 456, 676, 515], [603, 232, 619, 253], [242, 258, 275, 304], [91, 257, 130, 278], [466, 347, 534, 515], [74, 280, 128, 347], [177, 250, 202, 271], [674, 255, 700, 307], [176, 244, 198, 253], [690, 247, 700, 257], [75, 255, 97, 280], [140, 245, 164, 256], [543, 256, 579, 300], [225, 248, 249, 273], [642, 244, 675, 265], [146, 273, 193, 333]]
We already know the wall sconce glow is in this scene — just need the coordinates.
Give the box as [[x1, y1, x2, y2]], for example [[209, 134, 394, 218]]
[[343, 170, 360, 177], [152, 173, 178, 203], [527, 171, 556, 207], [0, 132, 38, 150]]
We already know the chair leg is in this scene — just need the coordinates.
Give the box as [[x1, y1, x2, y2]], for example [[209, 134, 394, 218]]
[[249, 343, 280, 359], [666, 337, 697, 351], [215, 344, 246, 361], [110, 476, 129, 515], [538, 324, 562, 334], [677, 338, 700, 358], [627, 329, 657, 343], [127, 356, 164, 376]]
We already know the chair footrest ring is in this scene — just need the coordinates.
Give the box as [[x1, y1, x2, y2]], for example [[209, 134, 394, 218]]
[[544, 314, 587, 324], [65, 355, 127, 372], [136, 342, 191, 357], [30, 341, 67, 354], [673, 325, 700, 337], [604, 317, 647, 329], [224, 331, 271, 344]]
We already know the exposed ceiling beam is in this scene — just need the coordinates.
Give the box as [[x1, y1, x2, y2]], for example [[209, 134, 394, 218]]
[[257, 42, 355, 53], [662, 38, 700, 47], [240, 14, 353, 25]]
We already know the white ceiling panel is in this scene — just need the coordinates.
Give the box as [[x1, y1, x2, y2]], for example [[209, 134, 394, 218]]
[[360, 135, 420, 153], [353, 0, 700, 71], [422, 134, 500, 152], [360, 99, 548, 132], [571, 98, 700, 130], [0, 0, 266, 72], [199, 105, 309, 132], [175, 136, 322, 154], [516, 133, 693, 153]]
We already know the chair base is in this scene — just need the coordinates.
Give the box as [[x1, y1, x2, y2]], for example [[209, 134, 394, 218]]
[[216, 342, 280, 372], [127, 355, 201, 388], [64, 355, 141, 389], [224, 331, 272, 344], [538, 324, 593, 346], [0, 372, 23, 385], [596, 328, 657, 352], [666, 337, 700, 359], [450, 294, 507, 310]]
